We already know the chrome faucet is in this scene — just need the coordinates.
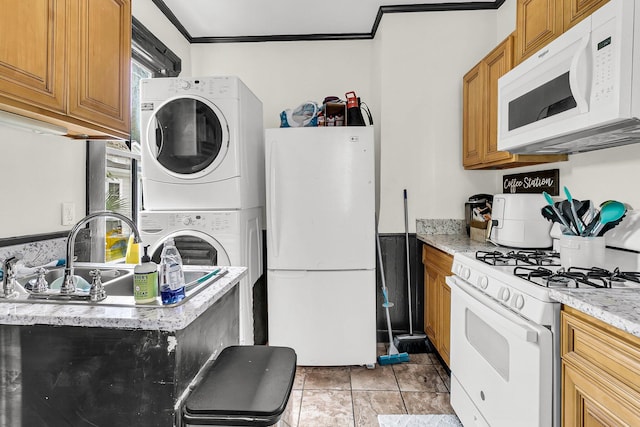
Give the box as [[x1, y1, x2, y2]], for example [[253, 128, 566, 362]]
[[2, 254, 23, 299], [61, 211, 142, 295]]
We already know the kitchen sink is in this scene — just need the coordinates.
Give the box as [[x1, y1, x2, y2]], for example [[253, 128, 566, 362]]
[[10, 263, 227, 307]]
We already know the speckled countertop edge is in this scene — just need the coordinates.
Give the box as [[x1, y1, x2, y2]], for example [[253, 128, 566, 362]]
[[416, 227, 640, 339], [417, 233, 501, 255], [549, 288, 640, 338], [0, 267, 246, 332]]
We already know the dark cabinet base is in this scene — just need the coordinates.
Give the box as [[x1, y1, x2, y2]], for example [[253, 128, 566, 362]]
[[0, 286, 239, 426]]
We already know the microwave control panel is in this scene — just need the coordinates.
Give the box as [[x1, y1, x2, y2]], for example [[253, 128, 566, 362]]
[[594, 35, 614, 103]]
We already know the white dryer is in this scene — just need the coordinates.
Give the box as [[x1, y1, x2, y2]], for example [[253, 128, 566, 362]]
[[140, 76, 264, 210], [139, 208, 263, 345]]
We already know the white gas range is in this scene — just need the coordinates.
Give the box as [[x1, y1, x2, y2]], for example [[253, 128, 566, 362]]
[[448, 245, 640, 427]]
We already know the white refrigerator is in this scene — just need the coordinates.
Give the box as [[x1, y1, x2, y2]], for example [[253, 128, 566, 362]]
[[265, 127, 376, 366]]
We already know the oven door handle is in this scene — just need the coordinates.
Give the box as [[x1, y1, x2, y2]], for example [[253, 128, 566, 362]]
[[447, 275, 539, 344]]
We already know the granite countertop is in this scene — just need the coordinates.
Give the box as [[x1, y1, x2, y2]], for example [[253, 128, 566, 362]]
[[416, 221, 640, 340], [417, 233, 501, 256], [549, 288, 640, 338], [0, 266, 246, 331]]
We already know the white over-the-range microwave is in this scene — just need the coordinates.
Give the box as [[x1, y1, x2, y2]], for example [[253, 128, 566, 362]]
[[498, 0, 640, 155]]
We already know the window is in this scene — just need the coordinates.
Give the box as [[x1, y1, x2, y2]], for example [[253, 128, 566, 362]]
[[83, 18, 181, 263]]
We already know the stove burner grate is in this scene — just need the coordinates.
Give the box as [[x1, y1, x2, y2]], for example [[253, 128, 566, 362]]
[[476, 250, 560, 267], [513, 266, 640, 289]]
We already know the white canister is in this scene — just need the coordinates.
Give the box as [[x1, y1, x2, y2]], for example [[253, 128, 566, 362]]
[[559, 235, 606, 269]]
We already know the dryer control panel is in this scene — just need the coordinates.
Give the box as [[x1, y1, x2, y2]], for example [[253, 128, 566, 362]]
[[140, 76, 240, 100], [170, 212, 238, 233]]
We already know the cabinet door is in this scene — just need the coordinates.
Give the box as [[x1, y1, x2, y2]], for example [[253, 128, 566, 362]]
[[564, 0, 609, 31], [483, 36, 514, 165], [438, 279, 451, 367], [0, 0, 66, 113], [563, 361, 640, 427], [68, 0, 131, 138], [424, 264, 439, 349], [515, 0, 564, 65], [462, 62, 485, 167]]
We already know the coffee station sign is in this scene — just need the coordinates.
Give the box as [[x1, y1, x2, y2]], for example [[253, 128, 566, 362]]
[[503, 169, 559, 196]]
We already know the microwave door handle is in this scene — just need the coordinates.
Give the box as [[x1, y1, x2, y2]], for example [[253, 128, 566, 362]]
[[569, 33, 592, 113]]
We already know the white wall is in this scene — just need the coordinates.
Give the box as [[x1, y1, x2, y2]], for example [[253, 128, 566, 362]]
[[132, 0, 193, 76], [0, 127, 85, 238], [376, 10, 500, 232], [496, 0, 517, 43], [190, 11, 500, 233]]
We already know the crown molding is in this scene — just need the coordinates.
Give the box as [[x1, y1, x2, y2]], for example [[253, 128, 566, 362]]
[[151, 0, 506, 43]]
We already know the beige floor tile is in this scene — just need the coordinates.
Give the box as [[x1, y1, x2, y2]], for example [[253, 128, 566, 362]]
[[434, 363, 451, 392], [281, 390, 302, 427], [304, 366, 351, 390], [406, 352, 434, 365], [352, 390, 406, 427], [401, 391, 455, 414], [392, 364, 448, 392], [298, 390, 354, 427], [351, 365, 399, 391], [292, 366, 306, 390]]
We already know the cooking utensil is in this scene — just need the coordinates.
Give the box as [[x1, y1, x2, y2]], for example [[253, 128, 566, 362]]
[[563, 187, 583, 235], [586, 201, 627, 236], [543, 191, 573, 234]]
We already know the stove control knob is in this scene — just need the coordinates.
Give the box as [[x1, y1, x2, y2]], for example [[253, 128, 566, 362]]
[[462, 267, 471, 280], [478, 276, 488, 289], [500, 287, 510, 302], [515, 294, 525, 310]]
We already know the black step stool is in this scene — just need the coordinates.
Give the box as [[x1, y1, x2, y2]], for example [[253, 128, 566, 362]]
[[182, 345, 297, 426]]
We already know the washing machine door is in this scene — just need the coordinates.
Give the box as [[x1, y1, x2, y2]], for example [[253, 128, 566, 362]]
[[146, 95, 230, 179], [149, 231, 231, 267]]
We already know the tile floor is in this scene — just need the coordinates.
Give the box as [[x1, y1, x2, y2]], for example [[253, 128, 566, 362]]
[[280, 345, 455, 427]]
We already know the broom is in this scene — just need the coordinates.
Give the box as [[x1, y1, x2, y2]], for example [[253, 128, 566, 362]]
[[376, 219, 409, 366], [393, 189, 430, 353]]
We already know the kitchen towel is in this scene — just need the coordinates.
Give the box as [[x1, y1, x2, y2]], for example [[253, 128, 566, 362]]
[[378, 414, 463, 427]]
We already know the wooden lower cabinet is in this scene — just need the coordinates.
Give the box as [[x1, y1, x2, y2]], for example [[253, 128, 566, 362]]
[[422, 244, 452, 367], [561, 306, 640, 427]]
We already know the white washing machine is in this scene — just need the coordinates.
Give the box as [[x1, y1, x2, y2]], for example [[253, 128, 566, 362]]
[[140, 76, 264, 210], [139, 208, 263, 345]]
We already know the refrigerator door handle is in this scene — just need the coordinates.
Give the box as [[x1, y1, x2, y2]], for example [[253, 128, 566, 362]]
[[268, 143, 279, 257]]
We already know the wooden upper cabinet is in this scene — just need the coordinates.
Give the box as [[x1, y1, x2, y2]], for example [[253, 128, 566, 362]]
[[68, 0, 131, 138], [462, 62, 485, 168], [516, 0, 610, 65], [0, 0, 67, 114], [564, 0, 609, 31], [483, 36, 514, 165], [515, 0, 564, 65], [0, 0, 131, 140], [462, 35, 565, 169]]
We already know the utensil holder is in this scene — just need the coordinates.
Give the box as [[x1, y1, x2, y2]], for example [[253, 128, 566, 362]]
[[559, 235, 605, 269]]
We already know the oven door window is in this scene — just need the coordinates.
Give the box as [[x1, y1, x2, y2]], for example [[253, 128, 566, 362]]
[[449, 277, 554, 427], [147, 96, 229, 177]]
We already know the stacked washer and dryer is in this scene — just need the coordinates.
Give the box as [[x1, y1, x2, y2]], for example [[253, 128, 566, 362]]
[[139, 76, 264, 345]]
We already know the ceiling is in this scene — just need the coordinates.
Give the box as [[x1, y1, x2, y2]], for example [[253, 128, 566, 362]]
[[152, 0, 503, 43]]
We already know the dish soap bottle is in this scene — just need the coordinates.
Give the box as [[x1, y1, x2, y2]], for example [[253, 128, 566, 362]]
[[133, 246, 158, 304], [159, 238, 186, 304]]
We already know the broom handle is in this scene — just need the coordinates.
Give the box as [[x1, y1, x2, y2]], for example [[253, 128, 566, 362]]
[[376, 218, 395, 347], [404, 189, 414, 335]]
